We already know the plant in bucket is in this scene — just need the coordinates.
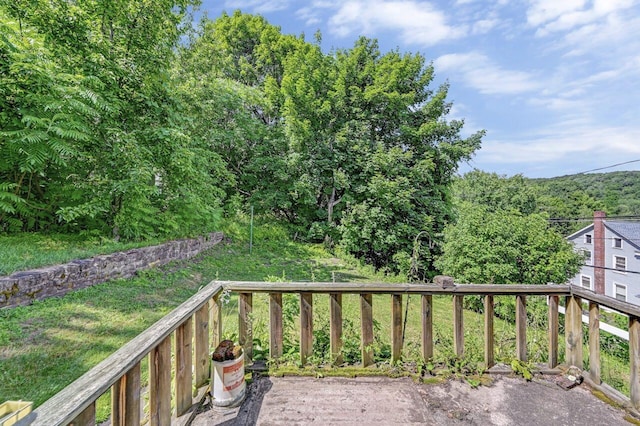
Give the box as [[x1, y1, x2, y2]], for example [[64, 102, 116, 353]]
[[211, 340, 246, 407]]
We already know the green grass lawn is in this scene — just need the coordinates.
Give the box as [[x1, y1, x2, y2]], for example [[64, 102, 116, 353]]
[[0, 220, 632, 421], [0, 233, 168, 276], [0, 221, 400, 419]]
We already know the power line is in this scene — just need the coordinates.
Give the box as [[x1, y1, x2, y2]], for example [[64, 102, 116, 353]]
[[548, 215, 640, 222], [573, 237, 640, 242], [575, 159, 640, 174], [583, 264, 640, 276]]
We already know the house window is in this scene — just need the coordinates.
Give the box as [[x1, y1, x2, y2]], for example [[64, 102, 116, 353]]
[[613, 237, 623, 249], [580, 275, 592, 289], [582, 250, 592, 265], [615, 283, 627, 302], [614, 255, 627, 272], [585, 234, 592, 244]]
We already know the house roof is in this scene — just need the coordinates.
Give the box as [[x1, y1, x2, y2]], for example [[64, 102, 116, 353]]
[[566, 223, 593, 240], [566, 220, 640, 250], [606, 221, 640, 249]]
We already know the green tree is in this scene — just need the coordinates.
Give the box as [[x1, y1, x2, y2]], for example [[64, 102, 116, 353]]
[[173, 13, 299, 215], [453, 170, 537, 215], [176, 11, 482, 273], [435, 203, 582, 284], [0, 8, 102, 231], [2, 0, 224, 239], [281, 36, 482, 272]]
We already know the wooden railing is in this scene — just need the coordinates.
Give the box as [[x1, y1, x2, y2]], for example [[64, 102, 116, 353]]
[[27, 281, 224, 426], [26, 279, 640, 425]]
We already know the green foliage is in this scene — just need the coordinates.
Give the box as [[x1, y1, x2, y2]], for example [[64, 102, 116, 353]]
[[0, 1, 224, 239], [174, 12, 482, 273], [511, 359, 533, 381], [436, 202, 582, 284], [528, 172, 640, 235], [532, 171, 640, 219], [453, 170, 537, 215]]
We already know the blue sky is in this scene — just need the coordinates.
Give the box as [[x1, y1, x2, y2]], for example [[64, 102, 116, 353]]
[[199, 0, 640, 178]]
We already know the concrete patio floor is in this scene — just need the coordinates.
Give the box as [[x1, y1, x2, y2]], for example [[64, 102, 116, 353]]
[[185, 374, 633, 425]]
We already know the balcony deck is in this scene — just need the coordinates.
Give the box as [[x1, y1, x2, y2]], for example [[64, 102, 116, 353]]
[[187, 374, 630, 425], [26, 280, 640, 425]]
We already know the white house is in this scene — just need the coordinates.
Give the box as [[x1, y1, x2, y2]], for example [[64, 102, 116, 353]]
[[567, 211, 640, 305]]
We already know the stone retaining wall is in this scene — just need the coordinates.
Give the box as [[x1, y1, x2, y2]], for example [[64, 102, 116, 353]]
[[0, 232, 224, 309]]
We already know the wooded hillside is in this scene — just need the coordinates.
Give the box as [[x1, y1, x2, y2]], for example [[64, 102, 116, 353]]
[[531, 171, 640, 218]]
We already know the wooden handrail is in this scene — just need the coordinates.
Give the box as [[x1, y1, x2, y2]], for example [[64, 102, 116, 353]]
[[572, 286, 640, 318], [226, 281, 571, 295], [29, 281, 224, 426]]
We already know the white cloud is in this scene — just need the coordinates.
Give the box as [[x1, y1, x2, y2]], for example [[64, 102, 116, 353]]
[[527, 0, 637, 36], [224, 0, 290, 13], [561, 14, 640, 57], [479, 125, 640, 166], [471, 18, 499, 34], [526, 0, 587, 28], [328, 1, 466, 46], [434, 52, 541, 95]]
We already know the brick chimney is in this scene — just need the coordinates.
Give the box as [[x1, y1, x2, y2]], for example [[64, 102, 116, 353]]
[[593, 210, 606, 295]]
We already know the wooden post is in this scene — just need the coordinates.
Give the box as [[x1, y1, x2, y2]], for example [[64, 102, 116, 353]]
[[176, 317, 193, 417], [565, 295, 583, 368], [422, 295, 433, 360], [589, 301, 601, 384], [195, 304, 210, 387], [300, 292, 313, 365], [239, 293, 253, 362], [453, 295, 464, 357], [69, 402, 95, 426], [111, 363, 141, 426], [149, 336, 171, 426], [330, 293, 343, 364], [270, 293, 283, 359], [210, 295, 222, 352], [516, 295, 527, 362], [484, 295, 494, 368], [361, 293, 374, 367], [630, 315, 640, 409], [548, 295, 559, 368], [392, 294, 403, 364]]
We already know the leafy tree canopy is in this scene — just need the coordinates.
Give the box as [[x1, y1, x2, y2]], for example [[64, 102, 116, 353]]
[[435, 202, 582, 284], [175, 12, 483, 274]]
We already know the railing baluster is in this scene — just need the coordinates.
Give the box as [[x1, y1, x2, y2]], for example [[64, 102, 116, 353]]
[[516, 295, 527, 362], [330, 293, 343, 364], [422, 295, 433, 360], [300, 292, 313, 365], [361, 293, 374, 367], [270, 293, 283, 358], [195, 304, 210, 387], [453, 295, 464, 356], [565, 295, 583, 368], [630, 315, 640, 409], [484, 295, 494, 368], [239, 293, 253, 362], [69, 402, 95, 426], [111, 363, 141, 426], [176, 317, 193, 416], [149, 336, 171, 426], [210, 295, 222, 350], [392, 294, 403, 363], [589, 301, 601, 384], [548, 295, 559, 368]]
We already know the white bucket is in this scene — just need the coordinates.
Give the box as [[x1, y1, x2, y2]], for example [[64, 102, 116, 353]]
[[211, 353, 246, 407]]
